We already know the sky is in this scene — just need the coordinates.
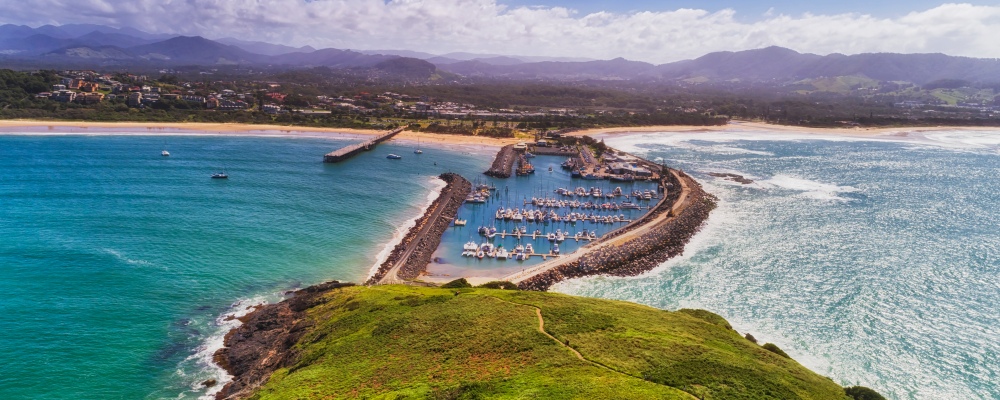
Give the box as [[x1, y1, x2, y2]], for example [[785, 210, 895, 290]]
[[1, 0, 999, 63]]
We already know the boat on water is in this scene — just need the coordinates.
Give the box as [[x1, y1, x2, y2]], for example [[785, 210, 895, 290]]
[[464, 241, 478, 252], [414, 138, 423, 154], [211, 171, 228, 179], [525, 243, 534, 254], [454, 219, 467, 226], [386, 154, 402, 159], [552, 244, 560, 255], [161, 150, 170, 157]]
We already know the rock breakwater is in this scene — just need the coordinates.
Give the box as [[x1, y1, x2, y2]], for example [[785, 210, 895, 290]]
[[366, 173, 472, 284], [484, 144, 516, 178], [519, 172, 716, 291]]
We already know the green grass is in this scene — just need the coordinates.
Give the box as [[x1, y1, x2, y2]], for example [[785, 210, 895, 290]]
[[249, 285, 850, 400], [802, 76, 879, 93]]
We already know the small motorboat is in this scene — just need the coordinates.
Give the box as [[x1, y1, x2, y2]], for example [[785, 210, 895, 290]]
[[386, 154, 402, 160], [211, 172, 228, 179], [161, 150, 170, 157], [454, 219, 467, 226], [552, 244, 560, 255]]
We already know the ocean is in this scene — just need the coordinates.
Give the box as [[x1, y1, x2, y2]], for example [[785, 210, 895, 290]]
[[0, 133, 491, 399], [556, 129, 1000, 400], [0, 129, 997, 399]]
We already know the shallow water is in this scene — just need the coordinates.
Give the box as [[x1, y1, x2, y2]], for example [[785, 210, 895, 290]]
[[555, 130, 1000, 400]]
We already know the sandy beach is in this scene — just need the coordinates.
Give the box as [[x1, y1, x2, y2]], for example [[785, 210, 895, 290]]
[[0, 120, 520, 147], [0, 119, 996, 146]]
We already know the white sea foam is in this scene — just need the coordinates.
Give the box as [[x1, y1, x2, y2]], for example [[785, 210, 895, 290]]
[[760, 174, 859, 201], [906, 130, 1000, 152], [366, 176, 448, 280], [603, 128, 1000, 156], [179, 294, 276, 400]]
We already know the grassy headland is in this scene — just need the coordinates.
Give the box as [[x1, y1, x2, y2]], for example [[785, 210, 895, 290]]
[[217, 284, 855, 399]]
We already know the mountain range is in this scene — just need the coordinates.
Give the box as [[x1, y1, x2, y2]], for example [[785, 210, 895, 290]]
[[2, 23, 999, 85]]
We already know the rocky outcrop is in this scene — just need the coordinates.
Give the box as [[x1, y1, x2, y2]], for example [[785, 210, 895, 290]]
[[213, 281, 355, 399]]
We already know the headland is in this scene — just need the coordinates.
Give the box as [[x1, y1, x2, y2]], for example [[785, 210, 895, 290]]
[[212, 284, 859, 400]]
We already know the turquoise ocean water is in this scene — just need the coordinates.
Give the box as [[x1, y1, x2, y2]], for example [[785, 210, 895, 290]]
[[0, 133, 491, 399], [1, 129, 998, 399]]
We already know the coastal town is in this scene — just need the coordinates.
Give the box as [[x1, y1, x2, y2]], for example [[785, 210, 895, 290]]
[[7, 68, 997, 136]]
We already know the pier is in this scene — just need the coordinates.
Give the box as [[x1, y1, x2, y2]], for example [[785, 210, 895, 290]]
[[323, 127, 404, 163]]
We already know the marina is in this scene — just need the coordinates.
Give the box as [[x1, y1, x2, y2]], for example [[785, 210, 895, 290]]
[[427, 152, 662, 279]]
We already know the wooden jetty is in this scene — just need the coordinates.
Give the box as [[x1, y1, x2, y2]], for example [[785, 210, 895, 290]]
[[323, 127, 404, 163]]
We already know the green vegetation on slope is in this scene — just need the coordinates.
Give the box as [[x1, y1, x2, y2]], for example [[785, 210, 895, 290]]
[[246, 285, 851, 400]]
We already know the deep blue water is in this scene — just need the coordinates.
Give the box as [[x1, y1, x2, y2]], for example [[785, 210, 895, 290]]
[[557, 130, 1000, 400]]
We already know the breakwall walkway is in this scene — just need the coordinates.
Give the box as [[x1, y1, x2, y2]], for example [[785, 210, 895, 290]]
[[323, 127, 404, 163], [368, 173, 472, 285], [484, 144, 516, 178]]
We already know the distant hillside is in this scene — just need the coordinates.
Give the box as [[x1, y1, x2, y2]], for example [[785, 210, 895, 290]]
[[215, 284, 866, 399], [272, 48, 398, 68], [216, 37, 316, 56], [127, 36, 263, 64], [646, 46, 1000, 84], [372, 57, 438, 78], [433, 46, 1000, 84], [2, 23, 998, 85], [440, 57, 655, 79]]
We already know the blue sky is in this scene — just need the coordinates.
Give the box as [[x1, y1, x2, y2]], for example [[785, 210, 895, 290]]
[[1, 1, 999, 62]]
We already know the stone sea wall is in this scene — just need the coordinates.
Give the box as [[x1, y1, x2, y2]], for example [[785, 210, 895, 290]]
[[518, 172, 716, 291]]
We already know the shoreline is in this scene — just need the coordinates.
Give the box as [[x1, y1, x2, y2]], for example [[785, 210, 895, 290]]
[[0, 120, 518, 147], [567, 121, 1000, 138], [367, 173, 472, 284]]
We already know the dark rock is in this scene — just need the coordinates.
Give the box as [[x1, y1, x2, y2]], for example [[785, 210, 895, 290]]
[[213, 281, 354, 399]]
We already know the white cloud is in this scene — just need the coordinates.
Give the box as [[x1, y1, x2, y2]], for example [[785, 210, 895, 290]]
[[2, 0, 999, 63]]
